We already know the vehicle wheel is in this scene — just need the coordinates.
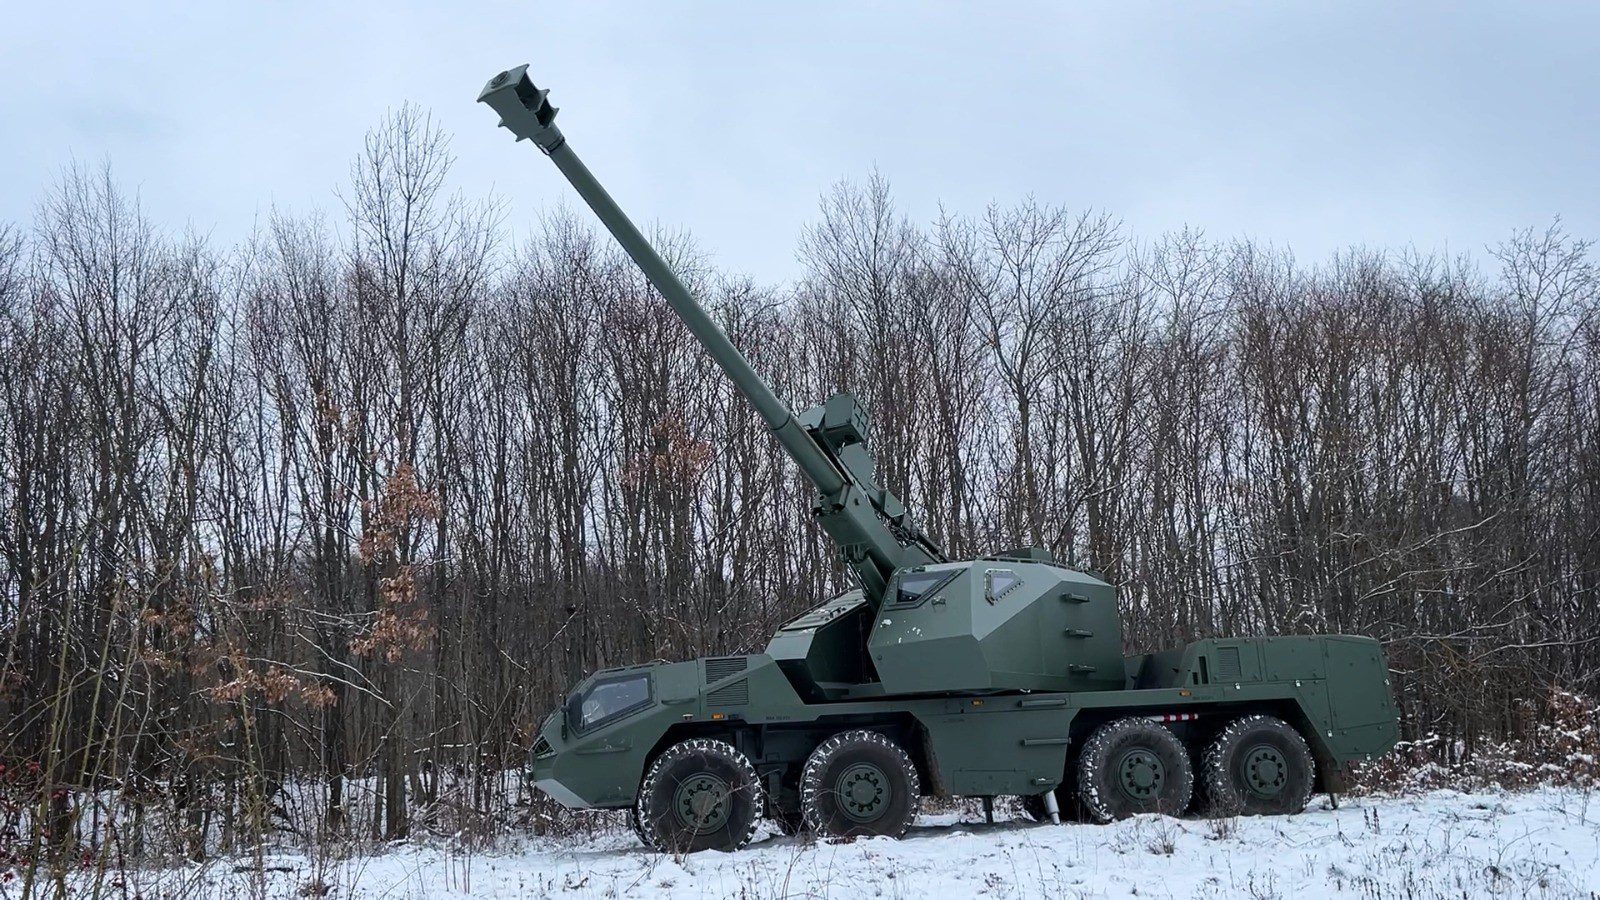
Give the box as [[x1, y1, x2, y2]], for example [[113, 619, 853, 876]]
[[1076, 717, 1193, 822], [628, 804, 662, 850], [636, 738, 764, 853], [800, 730, 920, 839], [1199, 715, 1315, 817]]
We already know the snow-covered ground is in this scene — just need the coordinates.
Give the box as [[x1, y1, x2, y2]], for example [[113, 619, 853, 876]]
[[102, 789, 1600, 899]]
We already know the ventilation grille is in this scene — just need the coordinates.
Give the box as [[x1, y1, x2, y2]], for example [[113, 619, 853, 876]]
[[1214, 646, 1242, 681], [707, 679, 749, 707], [705, 657, 748, 682]]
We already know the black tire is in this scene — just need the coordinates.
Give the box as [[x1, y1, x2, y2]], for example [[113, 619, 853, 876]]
[[800, 730, 920, 839], [636, 738, 764, 853], [1199, 715, 1315, 817], [1075, 717, 1193, 822], [628, 804, 660, 851]]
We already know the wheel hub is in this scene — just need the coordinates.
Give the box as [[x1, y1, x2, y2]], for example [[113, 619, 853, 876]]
[[837, 762, 890, 822], [673, 773, 732, 831], [1116, 748, 1166, 801], [1241, 744, 1287, 798]]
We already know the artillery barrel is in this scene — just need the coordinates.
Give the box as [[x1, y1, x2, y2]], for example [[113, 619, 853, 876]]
[[479, 66, 845, 498]]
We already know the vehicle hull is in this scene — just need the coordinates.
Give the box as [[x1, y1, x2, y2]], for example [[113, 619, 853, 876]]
[[531, 634, 1397, 808]]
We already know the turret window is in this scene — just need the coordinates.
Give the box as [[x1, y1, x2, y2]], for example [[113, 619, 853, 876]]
[[985, 570, 1022, 603], [889, 569, 959, 608]]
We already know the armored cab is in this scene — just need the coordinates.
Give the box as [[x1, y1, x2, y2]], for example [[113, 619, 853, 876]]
[[481, 63, 1401, 855]]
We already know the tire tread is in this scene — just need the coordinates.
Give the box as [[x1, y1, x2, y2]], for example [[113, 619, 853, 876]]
[[1199, 714, 1315, 818], [799, 729, 920, 839], [1075, 717, 1193, 823], [635, 737, 764, 853]]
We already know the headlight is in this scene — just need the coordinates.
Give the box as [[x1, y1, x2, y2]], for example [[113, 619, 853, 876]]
[[566, 672, 652, 732]]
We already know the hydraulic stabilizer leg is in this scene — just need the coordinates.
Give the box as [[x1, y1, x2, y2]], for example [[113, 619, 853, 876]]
[[1044, 791, 1062, 825]]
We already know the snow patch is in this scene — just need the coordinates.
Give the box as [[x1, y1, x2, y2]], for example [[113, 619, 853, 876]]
[[90, 789, 1600, 898]]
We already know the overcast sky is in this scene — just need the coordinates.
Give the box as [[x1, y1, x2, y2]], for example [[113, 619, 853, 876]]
[[3, 2, 1596, 281]]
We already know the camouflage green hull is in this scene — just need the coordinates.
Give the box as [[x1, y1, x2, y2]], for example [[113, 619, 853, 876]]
[[531, 634, 1397, 809]]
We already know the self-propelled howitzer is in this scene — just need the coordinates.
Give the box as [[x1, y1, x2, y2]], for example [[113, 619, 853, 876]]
[[483, 64, 1399, 854]]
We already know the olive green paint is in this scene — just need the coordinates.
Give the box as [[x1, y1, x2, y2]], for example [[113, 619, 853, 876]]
[[483, 64, 1400, 815]]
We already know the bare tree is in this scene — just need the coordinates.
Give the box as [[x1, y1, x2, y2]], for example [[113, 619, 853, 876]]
[[1, 127, 1597, 885]]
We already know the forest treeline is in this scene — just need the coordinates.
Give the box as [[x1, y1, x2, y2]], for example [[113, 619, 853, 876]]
[[1, 107, 1597, 860]]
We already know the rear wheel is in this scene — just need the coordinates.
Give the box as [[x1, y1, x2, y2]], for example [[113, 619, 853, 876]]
[[636, 738, 764, 853], [1075, 717, 1193, 822], [1199, 715, 1315, 817], [800, 730, 920, 839]]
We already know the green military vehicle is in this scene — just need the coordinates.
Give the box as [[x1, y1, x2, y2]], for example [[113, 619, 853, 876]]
[[479, 65, 1400, 853]]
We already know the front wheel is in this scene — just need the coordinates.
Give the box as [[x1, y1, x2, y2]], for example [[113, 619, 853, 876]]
[[1199, 715, 1315, 817], [1075, 717, 1193, 822], [636, 738, 764, 853], [628, 805, 660, 851], [800, 730, 920, 839]]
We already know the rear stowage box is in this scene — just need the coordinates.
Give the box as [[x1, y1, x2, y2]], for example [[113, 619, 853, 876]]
[[1321, 635, 1399, 758]]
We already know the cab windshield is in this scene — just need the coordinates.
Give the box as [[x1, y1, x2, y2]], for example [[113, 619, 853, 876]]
[[569, 673, 651, 732]]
